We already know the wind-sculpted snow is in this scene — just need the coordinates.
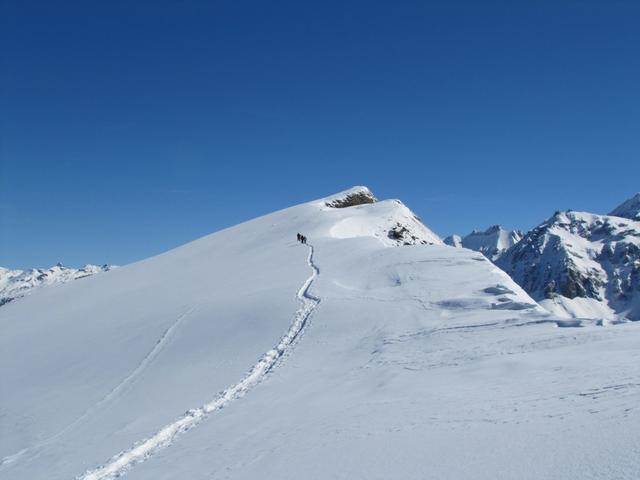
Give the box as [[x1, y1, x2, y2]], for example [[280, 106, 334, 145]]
[[77, 245, 319, 480]]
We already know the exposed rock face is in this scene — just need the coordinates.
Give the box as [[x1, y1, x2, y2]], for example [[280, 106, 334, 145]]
[[387, 221, 434, 245], [0, 264, 113, 306], [445, 225, 523, 261], [325, 187, 377, 208], [496, 210, 640, 321]]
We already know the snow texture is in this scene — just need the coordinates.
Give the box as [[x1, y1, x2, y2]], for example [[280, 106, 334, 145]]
[[1, 187, 639, 480], [78, 245, 319, 480]]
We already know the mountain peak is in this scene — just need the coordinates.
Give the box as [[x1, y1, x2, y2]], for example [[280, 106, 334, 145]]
[[609, 192, 640, 220], [497, 209, 640, 321], [445, 225, 522, 260], [322, 188, 441, 246], [443, 234, 462, 248], [324, 186, 377, 208], [469, 224, 504, 236]]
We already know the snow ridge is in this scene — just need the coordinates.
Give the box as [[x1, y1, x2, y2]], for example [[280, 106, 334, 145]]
[[609, 192, 640, 220], [77, 244, 320, 480]]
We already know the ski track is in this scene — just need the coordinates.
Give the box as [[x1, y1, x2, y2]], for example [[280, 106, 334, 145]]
[[76, 243, 320, 480], [0, 307, 195, 468]]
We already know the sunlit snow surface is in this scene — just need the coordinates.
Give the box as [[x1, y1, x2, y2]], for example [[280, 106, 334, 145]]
[[1, 187, 639, 480]]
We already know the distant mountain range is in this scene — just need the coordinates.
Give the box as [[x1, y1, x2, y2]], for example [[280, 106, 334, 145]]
[[0, 264, 113, 306], [447, 193, 640, 321], [4, 192, 639, 324], [497, 208, 640, 321], [444, 225, 523, 260], [609, 192, 640, 220]]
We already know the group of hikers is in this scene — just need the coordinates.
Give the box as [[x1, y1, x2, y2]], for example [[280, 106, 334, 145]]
[[296, 233, 308, 244]]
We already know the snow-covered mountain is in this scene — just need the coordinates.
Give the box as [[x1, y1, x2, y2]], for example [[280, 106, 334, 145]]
[[497, 204, 640, 321], [2, 186, 639, 480], [444, 225, 523, 260], [323, 187, 442, 246], [0, 263, 112, 306], [609, 192, 640, 220]]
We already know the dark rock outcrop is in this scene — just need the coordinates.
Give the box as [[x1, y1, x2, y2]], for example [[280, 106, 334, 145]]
[[326, 190, 377, 208]]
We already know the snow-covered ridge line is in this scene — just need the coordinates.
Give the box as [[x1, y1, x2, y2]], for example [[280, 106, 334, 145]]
[[77, 244, 320, 480], [609, 192, 640, 220]]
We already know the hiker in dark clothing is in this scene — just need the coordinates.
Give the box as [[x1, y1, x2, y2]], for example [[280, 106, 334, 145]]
[[301, 235, 307, 244], [296, 233, 301, 242]]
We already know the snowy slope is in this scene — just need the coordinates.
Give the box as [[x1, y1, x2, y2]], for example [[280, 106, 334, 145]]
[[0, 264, 112, 306], [325, 187, 442, 246], [2, 187, 640, 480], [444, 225, 522, 260], [497, 210, 640, 321]]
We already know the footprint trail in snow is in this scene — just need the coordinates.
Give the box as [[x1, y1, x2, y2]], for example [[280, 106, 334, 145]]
[[77, 244, 320, 480]]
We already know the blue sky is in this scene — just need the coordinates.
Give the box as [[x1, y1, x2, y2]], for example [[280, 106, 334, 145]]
[[1, 0, 639, 269]]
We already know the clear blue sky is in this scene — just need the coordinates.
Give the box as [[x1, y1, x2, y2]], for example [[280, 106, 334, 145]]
[[1, 0, 639, 269]]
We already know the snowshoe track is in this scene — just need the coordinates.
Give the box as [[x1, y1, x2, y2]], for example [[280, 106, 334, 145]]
[[77, 244, 320, 480]]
